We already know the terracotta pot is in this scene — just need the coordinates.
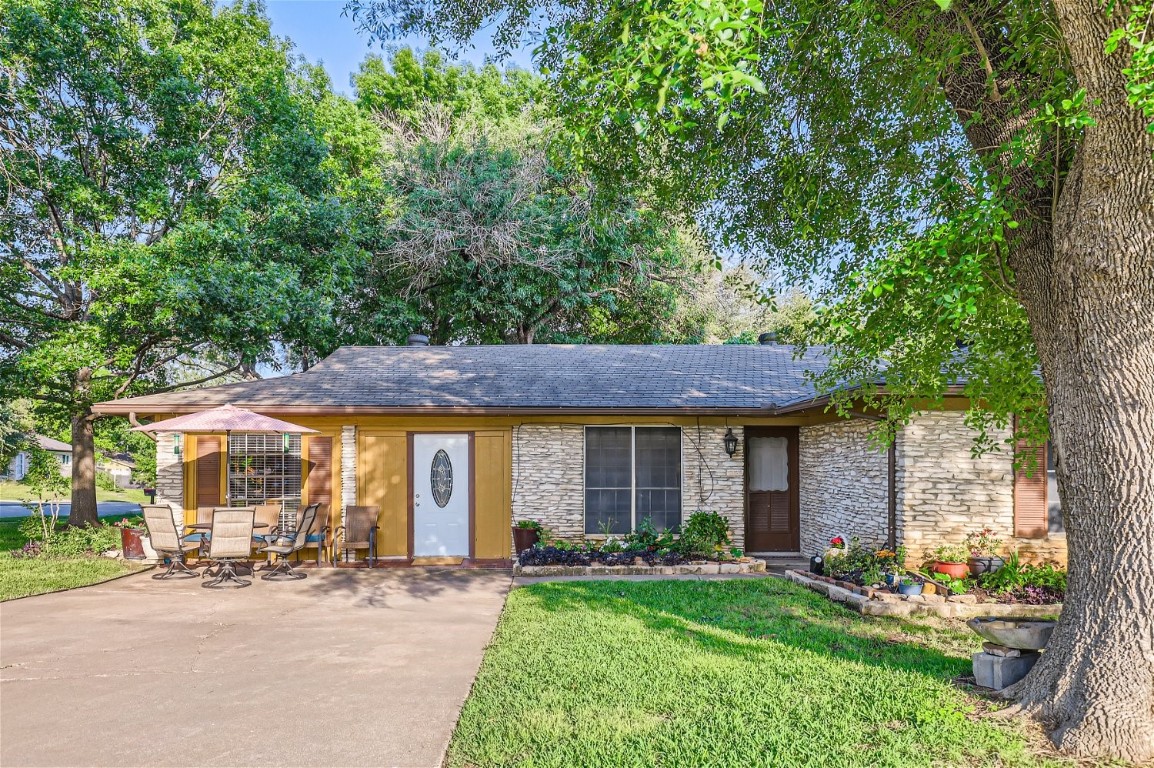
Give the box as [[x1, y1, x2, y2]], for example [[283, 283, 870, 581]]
[[511, 526, 540, 554], [932, 560, 969, 579], [120, 527, 146, 560]]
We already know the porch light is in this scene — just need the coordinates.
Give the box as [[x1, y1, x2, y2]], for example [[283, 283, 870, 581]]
[[282, 433, 291, 453], [173, 433, 182, 456], [723, 428, 738, 457]]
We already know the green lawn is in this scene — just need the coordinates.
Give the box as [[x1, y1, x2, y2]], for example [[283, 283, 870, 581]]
[[448, 579, 1070, 768], [0, 514, 142, 601], [0, 480, 149, 504]]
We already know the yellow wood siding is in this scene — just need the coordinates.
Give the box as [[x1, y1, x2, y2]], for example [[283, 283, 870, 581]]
[[473, 430, 512, 559], [357, 431, 408, 557]]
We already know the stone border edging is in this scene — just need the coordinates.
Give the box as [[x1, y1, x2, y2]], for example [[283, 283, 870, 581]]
[[514, 559, 767, 577], [784, 569, 1062, 618]]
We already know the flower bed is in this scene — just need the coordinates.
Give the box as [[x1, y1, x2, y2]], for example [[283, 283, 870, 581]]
[[784, 570, 1061, 619], [820, 537, 1065, 607], [516, 559, 767, 577]]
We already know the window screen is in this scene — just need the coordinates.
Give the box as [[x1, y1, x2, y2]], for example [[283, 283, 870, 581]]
[[585, 427, 681, 534], [227, 433, 302, 511]]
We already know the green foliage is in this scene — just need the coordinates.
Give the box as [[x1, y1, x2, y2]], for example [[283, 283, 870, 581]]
[[0, 402, 30, 467], [674, 510, 731, 557], [515, 519, 543, 531], [0, 0, 360, 473], [94, 471, 118, 492], [926, 544, 970, 564], [20, 448, 69, 501], [623, 516, 676, 551], [352, 107, 702, 344], [978, 552, 1067, 596]]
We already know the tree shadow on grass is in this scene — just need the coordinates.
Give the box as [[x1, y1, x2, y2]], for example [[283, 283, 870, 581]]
[[517, 577, 978, 680]]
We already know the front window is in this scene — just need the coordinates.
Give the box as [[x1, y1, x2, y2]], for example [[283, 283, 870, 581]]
[[585, 426, 681, 534], [227, 433, 302, 511], [1046, 441, 1065, 534]]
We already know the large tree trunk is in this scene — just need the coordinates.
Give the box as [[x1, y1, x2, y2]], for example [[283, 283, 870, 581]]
[[1003, 1, 1154, 759], [67, 363, 100, 526]]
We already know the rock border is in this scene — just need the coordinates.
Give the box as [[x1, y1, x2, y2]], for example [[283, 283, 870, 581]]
[[784, 569, 1062, 618], [515, 559, 767, 577]]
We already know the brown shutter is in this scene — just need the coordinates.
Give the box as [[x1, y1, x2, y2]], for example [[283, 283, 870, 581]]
[[1014, 440, 1047, 538], [306, 436, 333, 506], [195, 437, 222, 507]]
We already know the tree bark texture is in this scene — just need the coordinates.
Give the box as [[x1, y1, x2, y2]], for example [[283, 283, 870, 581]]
[[68, 367, 99, 527], [1000, 0, 1154, 760]]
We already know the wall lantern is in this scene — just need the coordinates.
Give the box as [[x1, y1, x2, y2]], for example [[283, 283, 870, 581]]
[[723, 428, 738, 457], [173, 433, 182, 456], [282, 433, 291, 453]]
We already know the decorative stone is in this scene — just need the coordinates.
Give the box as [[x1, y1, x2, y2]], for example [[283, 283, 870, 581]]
[[923, 594, 946, 604], [871, 591, 902, 603], [904, 594, 925, 603], [972, 651, 1040, 690], [948, 594, 978, 604], [982, 642, 1021, 658]]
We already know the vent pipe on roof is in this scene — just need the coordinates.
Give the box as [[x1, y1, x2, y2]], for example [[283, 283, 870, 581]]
[[758, 332, 777, 345], [407, 334, 430, 347]]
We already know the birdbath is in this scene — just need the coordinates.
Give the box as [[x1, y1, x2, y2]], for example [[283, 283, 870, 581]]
[[967, 618, 1057, 690]]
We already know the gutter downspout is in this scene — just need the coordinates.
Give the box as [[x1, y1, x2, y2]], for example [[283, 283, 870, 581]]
[[848, 410, 898, 551]]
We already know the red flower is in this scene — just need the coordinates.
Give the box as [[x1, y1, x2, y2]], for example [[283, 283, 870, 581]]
[[830, 536, 845, 547]]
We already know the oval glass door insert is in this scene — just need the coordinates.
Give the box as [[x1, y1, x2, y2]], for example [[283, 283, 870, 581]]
[[430, 449, 453, 507]]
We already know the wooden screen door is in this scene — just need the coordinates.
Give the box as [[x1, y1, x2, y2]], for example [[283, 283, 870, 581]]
[[745, 427, 800, 552]]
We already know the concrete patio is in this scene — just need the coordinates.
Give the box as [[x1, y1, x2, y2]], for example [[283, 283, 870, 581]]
[[0, 568, 512, 768]]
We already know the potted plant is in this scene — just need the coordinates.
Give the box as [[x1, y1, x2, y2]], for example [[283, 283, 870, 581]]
[[512, 519, 543, 554], [897, 576, 923, 596], [927, 543, 971, 579], [114, 517, 147, 560], [964, 528, 1006, 576]]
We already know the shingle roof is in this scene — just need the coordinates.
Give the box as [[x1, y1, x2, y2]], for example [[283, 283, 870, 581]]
[[95, 344, 832, 414], [34, 434, 72, 453]]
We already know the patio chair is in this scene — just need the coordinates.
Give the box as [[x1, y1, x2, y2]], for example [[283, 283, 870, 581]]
[[258, 503, 319, 581], [297, 503, 332, 566], [333, 506, 380, 567], [141, 504, 200, 579], [202, 508, 256, 589], [252, 503, 283, 567]]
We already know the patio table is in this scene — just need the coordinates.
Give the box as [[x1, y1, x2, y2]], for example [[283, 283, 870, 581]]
[[188, 522, 270, 575]]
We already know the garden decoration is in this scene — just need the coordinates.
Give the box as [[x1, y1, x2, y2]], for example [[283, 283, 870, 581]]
[[968, 618, 1058, 691], [927, 543, 971, 579], [965, 528, 1006, 576]]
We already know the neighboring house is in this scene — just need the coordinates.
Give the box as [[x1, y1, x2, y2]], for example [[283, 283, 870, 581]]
[[93, 343, 1067, 566], [98, 453, 137, 488], [2, 435, 72, 481]]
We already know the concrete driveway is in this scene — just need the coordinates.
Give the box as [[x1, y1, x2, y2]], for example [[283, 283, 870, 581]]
[[0, 568, 511, 768]]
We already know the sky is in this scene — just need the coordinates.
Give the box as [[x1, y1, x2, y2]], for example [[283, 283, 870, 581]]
[[259, 1, 537, 96]]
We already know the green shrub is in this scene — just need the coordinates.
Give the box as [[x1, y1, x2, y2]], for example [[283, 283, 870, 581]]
[[675, 511, 731, 558], [95, 471, 118, 492], [623, 517, 675, 552], [42, 524, 121, 558], [925, 543, 970, 563], [978, 552, 1067, 596]]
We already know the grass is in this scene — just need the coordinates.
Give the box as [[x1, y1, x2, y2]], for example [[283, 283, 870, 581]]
[[447, 579, 1073, 768], [0, 514, 142, 601], [0, 552, 139, 601], [0, 480, 149, 504]]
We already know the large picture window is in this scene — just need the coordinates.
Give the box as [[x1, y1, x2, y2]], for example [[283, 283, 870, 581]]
[[585, 427, 681, 534], [227, 433, 302, 510]]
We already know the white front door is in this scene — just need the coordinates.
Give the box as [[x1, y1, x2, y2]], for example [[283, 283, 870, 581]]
[[412, 434, 470, 557]]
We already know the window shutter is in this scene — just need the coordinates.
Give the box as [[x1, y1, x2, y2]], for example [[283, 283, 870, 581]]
[[196, 437, 222, 507], [1014, 440, 1047, 538], [307, 436, 333, 506]]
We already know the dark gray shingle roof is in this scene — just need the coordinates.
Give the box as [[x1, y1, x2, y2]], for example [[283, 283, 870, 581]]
[[97, 344, 831, 413]]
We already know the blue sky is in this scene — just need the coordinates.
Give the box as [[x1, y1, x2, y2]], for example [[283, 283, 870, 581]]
[[261, 1, 537, 95]]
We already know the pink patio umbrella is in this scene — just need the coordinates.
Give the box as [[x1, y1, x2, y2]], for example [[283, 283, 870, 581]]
[[132, 404, 317, 506]]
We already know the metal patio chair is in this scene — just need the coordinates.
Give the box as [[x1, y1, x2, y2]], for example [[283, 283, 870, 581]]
[[297, 503, 332, 566], [333, 506, 380, 567], [259, 503, 319, 581], [202, 508, 256, 589], [141, 504, 200, 579]]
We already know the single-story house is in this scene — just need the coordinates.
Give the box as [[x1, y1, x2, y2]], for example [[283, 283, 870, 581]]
[[2, 435, 73, 481], [93, 343, 1067, 566], [97, 453, 138, 488]]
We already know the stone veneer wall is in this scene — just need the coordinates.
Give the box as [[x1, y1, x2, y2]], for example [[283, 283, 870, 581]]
[[511, 423, 747, 549], [340, 425, 356, 528], [154, 432, 183, 531], [896, 411, 1066, 565], [798, 419, 889, 557]]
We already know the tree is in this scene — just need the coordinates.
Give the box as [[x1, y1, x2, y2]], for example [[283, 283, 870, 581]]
[[346, 0, 1154, 760], [353, 104, 702, 345], [0, 401, 31, 469], [0, 0, 354, 526]]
